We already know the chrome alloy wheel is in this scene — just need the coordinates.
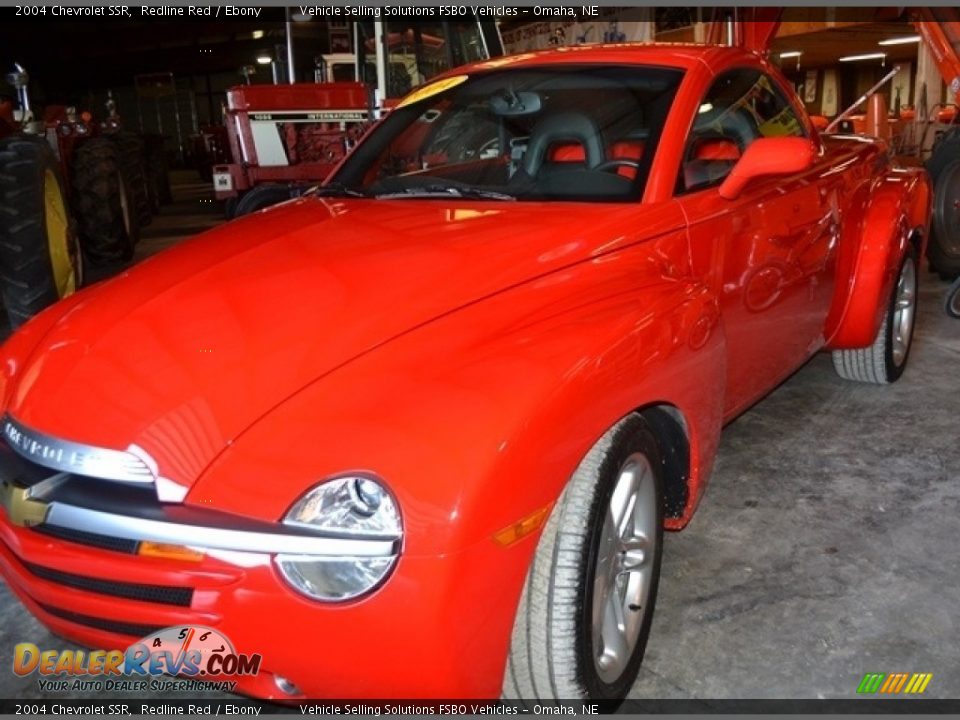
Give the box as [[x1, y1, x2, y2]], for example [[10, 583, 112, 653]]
[[891, 255, 917, 367], [591, 452, 658, 684]]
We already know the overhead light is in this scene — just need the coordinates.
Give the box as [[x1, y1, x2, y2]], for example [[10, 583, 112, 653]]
[[878, 35, 921, 46], [251, 30, 264, 40], [779, 51, 803, 59], [698, 102, 714, 114], [256, 54, 272, 65], [839, 52, 887, 62]]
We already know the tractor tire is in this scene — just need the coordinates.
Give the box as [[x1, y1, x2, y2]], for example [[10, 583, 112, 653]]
[[0, 135, 82, 329], [233, 184, 295, 217], [926, 127, 960, 186], [143, 134, 172, 207], [224, 196, 239, 220], [71, 138, 139, 263], [113, 132, 152, 227], [928, 160, 960, 280]]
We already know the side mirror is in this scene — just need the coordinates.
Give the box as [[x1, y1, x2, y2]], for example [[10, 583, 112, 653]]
[[718, 137, 816, 200]]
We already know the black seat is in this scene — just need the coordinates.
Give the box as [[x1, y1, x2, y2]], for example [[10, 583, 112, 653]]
[[522, 111, 605, 177]]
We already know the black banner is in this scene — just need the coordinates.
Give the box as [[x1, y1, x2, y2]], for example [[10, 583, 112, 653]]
[[3, 698, 960, 715]]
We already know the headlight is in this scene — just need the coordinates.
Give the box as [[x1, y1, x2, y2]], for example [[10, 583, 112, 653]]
[[274, 476, 401, 601]]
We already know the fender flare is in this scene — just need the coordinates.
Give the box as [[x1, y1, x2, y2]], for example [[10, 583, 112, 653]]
[[826, 168, 930, 350]]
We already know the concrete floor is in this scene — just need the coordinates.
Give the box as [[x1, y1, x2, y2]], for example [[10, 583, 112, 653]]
[[0, 176, 958, 700]]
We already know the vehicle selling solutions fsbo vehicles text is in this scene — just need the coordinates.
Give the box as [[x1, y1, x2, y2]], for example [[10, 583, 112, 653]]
[[295, 5, 521, 17]]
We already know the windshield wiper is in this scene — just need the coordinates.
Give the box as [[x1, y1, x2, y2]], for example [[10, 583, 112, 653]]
[[305, 182, 368, 198], [373, 184, 515, 201]]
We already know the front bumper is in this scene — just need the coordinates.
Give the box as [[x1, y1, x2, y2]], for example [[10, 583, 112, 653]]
[[0, 502, 520, 699]]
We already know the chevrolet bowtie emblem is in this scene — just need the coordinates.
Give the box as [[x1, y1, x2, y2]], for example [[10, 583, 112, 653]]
[[0, 479, 49, 527]]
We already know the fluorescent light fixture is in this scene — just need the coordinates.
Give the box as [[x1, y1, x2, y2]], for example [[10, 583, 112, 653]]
[[839, 52, 887, 62], [779, 51, 803, 58], [251, 30, 265, 40], [256, 54, 272, 65], [878, 35, 921, 46]]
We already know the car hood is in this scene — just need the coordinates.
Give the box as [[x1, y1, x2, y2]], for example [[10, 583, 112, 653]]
[[5, 196, 674, 494]]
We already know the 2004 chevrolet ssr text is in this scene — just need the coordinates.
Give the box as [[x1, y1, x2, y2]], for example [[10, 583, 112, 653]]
[[0, 44, 931, 701]]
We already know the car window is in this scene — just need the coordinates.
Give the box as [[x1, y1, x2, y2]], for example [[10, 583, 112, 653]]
[[678, 69, 806, 194], [331, 65, 685, 203]]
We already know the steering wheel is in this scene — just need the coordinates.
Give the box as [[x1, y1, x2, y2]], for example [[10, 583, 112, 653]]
[[594, 159, 641, 173]]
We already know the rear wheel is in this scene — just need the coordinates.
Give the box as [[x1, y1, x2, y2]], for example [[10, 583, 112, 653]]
[[503, 414, 663, 703], [71, 138, 138, 263], [832, 248, 918, 384], [0, 135, 82, 328], [928, 160, 960, 279]]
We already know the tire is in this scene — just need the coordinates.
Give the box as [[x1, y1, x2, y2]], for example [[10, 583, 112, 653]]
[[224, 196, 239, 221], [143, 134, 172, 206], [926, 126, 960, 186], [113, 131, 152, 227], [832, 248, 918, 384], [503, 413, 664, 704], [71, 138, 138, 263], [233, 184, 295, 217], [0, 135, 82, 329], [945, 276, 960, 319], [928, 159, 960, 280]]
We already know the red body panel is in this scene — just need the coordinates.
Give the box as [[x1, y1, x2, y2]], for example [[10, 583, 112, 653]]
[[0, 44, 931, 699]]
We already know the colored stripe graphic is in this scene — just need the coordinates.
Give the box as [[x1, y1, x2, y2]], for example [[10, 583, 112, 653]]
[[857, 673, 885, 693], [904, 673, 933, 694], [857, 672, 932, 694]]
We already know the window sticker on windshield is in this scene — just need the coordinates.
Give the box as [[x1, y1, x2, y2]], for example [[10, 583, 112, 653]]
[[396, 75, 469, 109]]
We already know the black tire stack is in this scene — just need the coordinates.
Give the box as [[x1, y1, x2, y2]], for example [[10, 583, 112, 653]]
[[0, 135, 82, 329]]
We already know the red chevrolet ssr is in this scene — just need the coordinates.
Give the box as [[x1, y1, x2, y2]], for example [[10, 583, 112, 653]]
[[0, 44, 931, 702]]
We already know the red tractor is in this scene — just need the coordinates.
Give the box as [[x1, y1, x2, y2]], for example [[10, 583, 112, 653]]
[[213, 19, 504, 217]]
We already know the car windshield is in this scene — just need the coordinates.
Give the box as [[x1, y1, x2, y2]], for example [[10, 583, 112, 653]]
[[329, 65, 685, 203]]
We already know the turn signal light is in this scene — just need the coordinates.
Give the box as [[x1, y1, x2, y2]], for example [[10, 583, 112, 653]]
[[493, 504, 552, 547], [138, 542, 204, 562]]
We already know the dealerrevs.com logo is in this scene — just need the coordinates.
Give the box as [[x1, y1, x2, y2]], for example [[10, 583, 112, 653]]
[[13, 625, 261, 693]]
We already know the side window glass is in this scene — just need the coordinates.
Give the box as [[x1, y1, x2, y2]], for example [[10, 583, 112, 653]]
[[678, 69, 805, 194]]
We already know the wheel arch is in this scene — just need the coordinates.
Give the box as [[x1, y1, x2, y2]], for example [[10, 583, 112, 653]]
[[636, 404, 692, 526], [825, 168, 931, 350]]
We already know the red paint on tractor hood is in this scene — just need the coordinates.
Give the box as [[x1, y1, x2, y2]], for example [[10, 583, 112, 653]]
[[5, 195, 676, 494]]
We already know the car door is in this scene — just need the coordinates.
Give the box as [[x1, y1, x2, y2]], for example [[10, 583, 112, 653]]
[[675, 68, 841, 419]]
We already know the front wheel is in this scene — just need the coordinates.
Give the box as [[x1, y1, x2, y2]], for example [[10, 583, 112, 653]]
[[832, 248, 918, 384], [503, 414, 664, 703]]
